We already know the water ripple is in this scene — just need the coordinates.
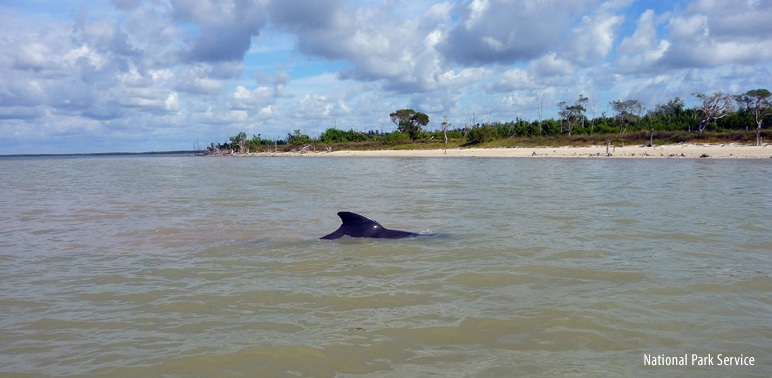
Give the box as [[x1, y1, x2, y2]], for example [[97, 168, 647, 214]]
[[1, 156, 770, 377]]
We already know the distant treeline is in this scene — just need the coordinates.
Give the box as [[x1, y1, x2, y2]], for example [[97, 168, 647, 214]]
[[205, 90, 771, 154]]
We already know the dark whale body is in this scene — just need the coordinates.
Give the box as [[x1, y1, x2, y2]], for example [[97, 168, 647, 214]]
[[320, 212, 421, 240]]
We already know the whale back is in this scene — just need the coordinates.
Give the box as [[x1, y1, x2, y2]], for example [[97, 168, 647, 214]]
[[320, 212, 418, 239]]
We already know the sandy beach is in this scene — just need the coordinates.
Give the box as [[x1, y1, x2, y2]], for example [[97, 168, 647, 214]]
[[242, 143, 772, 159]]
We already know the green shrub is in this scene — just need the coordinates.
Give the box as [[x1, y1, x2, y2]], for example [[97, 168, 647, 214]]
[[382, 131, 411, 145], [467, 126, 497, 144]]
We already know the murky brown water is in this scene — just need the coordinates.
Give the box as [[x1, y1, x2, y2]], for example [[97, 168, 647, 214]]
[[1, 156, 770, 377]]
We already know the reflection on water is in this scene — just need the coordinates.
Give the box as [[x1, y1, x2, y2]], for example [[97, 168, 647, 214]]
[[0, 156, 770, 376]]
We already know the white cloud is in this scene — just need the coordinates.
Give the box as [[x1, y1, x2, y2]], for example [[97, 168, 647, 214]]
[[564, 12, 624, 66], [0, 0, 771, 153], [616, 9, 670, 72], [14, 43, 53, 71], [296, 94, 351, 119], [0, 79, 46, 108], [171, 0, 268, 62], [257, 104, 277, 117], [164, 92, 180, 112], [439, 0, 585, 65], [532, 53, 575, 78], [490, 68, 534, 92], [661, 1, 772, 67], [174, 63, 242, 94], [438, 67, 487, 87], [231, 85, 274, 110]]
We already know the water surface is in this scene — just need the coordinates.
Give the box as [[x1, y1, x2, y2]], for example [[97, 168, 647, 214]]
[[1, 156, 770, 376]]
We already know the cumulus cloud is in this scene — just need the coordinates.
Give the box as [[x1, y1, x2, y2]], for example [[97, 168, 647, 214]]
[[267, 0, 349, 59], [268, 0, 454, 93], [0, 79, 46, 108], [231, 85, 274, 110], [296, 94, 351, 119], [563, 9, 624, 66], [175, 64, 227, 94], [172, 0, 268, 62], [1, 0, 771, 153], [616, 10, 670, 72], [256, 71, 292, 98], [489, 53, 574, 93], [661, 0, 772, 68], [438, 0, 582, 65], [13, 43, 53, 71]]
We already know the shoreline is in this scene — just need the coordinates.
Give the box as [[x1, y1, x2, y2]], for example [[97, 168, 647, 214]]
[[233, 143, 772, 159]]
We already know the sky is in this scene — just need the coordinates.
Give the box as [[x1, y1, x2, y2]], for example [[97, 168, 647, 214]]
[[1, 0, 770, 154]]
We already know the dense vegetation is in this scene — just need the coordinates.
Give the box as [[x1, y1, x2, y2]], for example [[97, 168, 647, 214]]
[[205, 90, 771, 154]]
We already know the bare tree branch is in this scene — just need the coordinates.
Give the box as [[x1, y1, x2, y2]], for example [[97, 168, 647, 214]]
[[693, 92, 734, 134]]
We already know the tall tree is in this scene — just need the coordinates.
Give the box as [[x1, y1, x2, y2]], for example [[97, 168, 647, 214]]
[[390, 109, 429, 140], [536, 92, 545, 135], [440, 116, 450, 144], [577, 94, 589, 130], [588, 93, 597, 133], [736, 89, 771, 146], [230, 131, 249, 154], [440, 116, 451, 153], [609, 99, 642, 134], [651, 97, 685, 117], [557, 95, 586, 137], [287, 129, 312, 145], [693, 92, 734, 134]]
